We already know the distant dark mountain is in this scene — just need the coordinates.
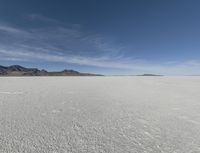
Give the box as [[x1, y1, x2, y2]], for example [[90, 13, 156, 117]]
[[0, 65, 102, 76], [137, 74, 163, 76]]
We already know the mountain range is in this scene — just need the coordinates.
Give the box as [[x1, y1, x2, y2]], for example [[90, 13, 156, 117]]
[[0, 65, 102, 76]]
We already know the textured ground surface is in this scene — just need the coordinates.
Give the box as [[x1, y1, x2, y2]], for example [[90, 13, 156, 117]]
[[0, 77, 200, 153]]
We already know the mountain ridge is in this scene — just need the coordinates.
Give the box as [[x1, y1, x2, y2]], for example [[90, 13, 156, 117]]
[[0, 65, 102, 76]]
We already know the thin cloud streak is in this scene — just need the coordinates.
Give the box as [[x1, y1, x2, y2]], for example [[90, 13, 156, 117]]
[[26, 14, 61, 24], [0, 22, 121, 57], [0, 21, 125, 60], [0, 24, 29, 35]]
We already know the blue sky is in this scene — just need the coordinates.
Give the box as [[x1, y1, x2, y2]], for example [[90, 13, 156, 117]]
[[0, 0, 200, 75]]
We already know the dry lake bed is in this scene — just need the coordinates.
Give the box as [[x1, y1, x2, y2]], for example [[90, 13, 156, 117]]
[[0, 76, 200, 153]]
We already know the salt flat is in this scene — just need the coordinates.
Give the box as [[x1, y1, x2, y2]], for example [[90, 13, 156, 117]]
[[0, 77, 200, 153]]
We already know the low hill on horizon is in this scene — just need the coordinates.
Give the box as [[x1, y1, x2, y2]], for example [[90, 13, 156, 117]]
[[137, 74, 163, 76]]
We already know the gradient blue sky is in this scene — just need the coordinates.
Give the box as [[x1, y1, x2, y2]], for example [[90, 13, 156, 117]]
[[0, 0, 200, 75]]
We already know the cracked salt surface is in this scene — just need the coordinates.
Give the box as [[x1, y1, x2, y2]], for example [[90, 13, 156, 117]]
[[0, 76, 200, 153]]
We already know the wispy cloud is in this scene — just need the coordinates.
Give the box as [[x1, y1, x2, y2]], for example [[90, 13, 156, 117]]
[[0, 19, 123, 58], [26, 14, 61, 24], [0, 24, 29, 35]]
